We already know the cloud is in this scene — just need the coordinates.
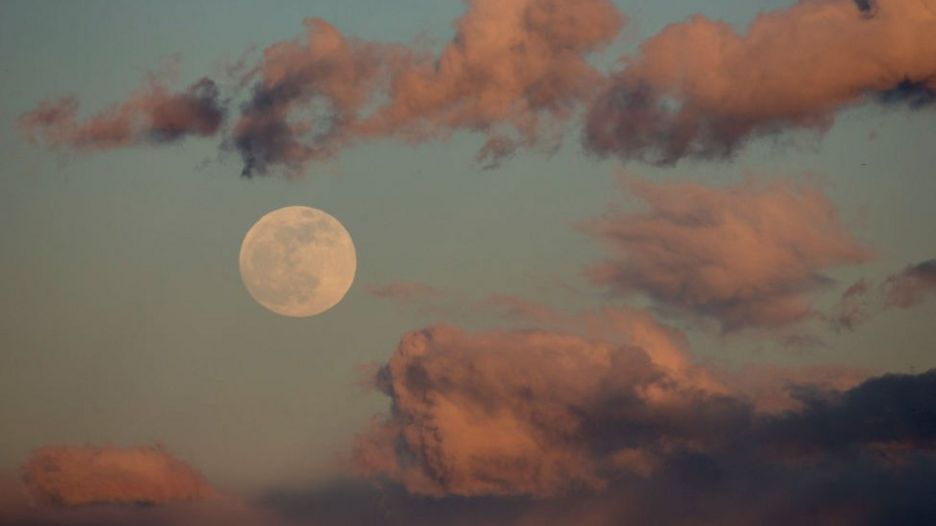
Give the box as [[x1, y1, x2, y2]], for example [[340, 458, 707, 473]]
[[233, 0, 623, 176], [586, 175, 871, 331], [5, 365, 936, 524], [883, 258, 936, 308], [721, 363, 871, 413], [585, 0, 936, 164], [17, 0, 936, 175], [18, 0, 622, 176], [230, 18, 393, 177], [348, 314, 936, 523], [352, 321, 733, 497], [762, 369, 936, 452], [0, 483, 291, 526], [21, 444, 215, 507], [18, 77, 224, 149], [830, 258, 936, 330]]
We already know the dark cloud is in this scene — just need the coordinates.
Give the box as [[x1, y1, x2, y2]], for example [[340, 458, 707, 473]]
[[230, 18, 390, 177], [343, 320, 936, 525], [4, 365, 936, 525], [877, 79, 936, 108], [830, 259, 936, 330], [854, 0, 878, 15], [762, 369, 936, 452], [884, 259, 936, 308], [719, 363, 871, 414]]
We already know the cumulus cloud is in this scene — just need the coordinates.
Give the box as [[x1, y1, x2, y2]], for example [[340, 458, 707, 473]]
[[21, 444, 215, 507], [585, 0, 936, 164], [352, 322, 735, 497], [830, 258, 936, 330], [5, 362, 936, 525], [18, 77, 224, 149], [586, 175, 871, 331], [349, 316, 936, 524]]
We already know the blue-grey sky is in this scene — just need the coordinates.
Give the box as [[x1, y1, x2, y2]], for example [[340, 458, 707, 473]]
[[1, 0, 935, 507]]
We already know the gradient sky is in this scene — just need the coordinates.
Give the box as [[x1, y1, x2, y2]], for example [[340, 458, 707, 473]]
[[1, 0, 935, 523]]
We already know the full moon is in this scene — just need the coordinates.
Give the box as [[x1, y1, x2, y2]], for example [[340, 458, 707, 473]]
[[239, 206, 357, 317]]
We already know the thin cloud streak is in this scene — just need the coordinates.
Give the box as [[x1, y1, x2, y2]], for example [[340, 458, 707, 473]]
[[831, 258, 936, 330], [18, 77, 224, 150]]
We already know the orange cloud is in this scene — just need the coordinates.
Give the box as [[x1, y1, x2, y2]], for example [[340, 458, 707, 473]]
[[586, 0, 936, 163], [586, 175, 871, 331], [21, 444, 215, 507]]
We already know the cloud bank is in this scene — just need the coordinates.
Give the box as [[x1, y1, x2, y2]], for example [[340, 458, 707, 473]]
[[346, 319, 936, 523], [18, 0, 936, 175], [4, 310, 934, 524]]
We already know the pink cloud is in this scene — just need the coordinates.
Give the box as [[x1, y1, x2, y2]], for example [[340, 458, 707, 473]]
[[215, 0, 625, 176], [353, 315, 726, 497], [18, 77, 224, 149], [21, 444, 215, 507], [586, 0, 936, 163], [586, 175, 871, 331]]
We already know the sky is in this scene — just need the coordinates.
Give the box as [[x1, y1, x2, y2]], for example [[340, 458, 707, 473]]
[[1, 0, 935, 524]]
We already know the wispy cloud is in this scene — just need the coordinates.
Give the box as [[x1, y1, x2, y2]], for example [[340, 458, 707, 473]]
[[585, 174, 871, 331], [831, 258, 936, 330], [18, 76, 224, 150]]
